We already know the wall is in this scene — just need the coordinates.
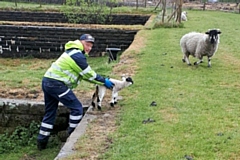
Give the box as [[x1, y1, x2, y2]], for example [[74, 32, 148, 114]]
[[0, 11, 150, 25], [0, 25, 138, 58], [0, 98, 88, 134], [0, 11, 150, 58]]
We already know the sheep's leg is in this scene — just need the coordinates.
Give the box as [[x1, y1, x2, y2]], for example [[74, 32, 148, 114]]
[[110, 91, 118, 107], [207, 56, 211, 67], [194, 58, 203, 65], [91, 92, 96, 109], [114, 92, 118, 104], [97, 87, 106, 110], [110, 92, 118, 107], [182, 55, 186, 63], [182, 53, 191, 66], [91, 86, 98, 109]]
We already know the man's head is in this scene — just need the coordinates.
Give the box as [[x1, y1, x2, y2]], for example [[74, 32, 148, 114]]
[[80, 34, 94, 54]]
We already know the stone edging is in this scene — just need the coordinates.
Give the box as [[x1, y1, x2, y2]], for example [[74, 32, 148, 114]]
[[54, 106, 97, 160]]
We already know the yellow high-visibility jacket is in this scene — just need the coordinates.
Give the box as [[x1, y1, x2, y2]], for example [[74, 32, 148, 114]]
[[44, 40, 105, 89]]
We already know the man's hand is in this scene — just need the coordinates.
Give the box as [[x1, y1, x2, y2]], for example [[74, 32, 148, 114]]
[[104, 78, 115, 89]]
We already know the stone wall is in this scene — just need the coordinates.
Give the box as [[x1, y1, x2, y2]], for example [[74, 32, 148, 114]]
[[0, 11, 150, 58], [0, 11, 150, 25], [0, 25, 138, 58], [0, 98, 88, 134], [2, 0, 64, 4]]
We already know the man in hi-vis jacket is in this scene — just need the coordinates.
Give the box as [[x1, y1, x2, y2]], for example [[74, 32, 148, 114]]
[[37, 34, 114, 150]]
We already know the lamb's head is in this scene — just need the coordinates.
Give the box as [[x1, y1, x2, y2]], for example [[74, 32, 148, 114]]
[[182, 11, 187, 15], [205, 29, 221, 44], [121, 76, 134, 87]]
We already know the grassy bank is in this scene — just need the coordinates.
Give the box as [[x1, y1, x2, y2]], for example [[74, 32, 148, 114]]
[[0, 1, 155, 14], [95, 10, 240, 159]]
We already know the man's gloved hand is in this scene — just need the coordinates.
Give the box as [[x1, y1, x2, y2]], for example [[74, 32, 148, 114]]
[[104, 78, 115, 89]]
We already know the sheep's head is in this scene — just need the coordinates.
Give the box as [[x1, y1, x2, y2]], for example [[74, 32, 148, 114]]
[[126, 77, 134, 84], [121, 76, 134, 87], [182, 11, 187, 15], [205, 29, 221, 44]]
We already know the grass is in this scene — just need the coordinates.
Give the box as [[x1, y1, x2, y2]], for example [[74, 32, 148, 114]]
[[0, 56, 114, 91], [0, 58, 50, 89], [0, 1, 157, 14], [0, 145, 61, 160], [93, 10, 240, 160]]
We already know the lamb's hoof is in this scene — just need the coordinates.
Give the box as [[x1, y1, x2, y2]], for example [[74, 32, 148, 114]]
[[208, 65, 211, 68], [114, 102, 118, 104], [97, 106, 102, 110], [193, 62, 198, 65], [187, 63, 192, 66], [182, 59, 186, 63], [110, 103, 114, 107]]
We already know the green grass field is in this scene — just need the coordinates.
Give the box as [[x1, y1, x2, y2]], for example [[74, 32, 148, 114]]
[[97, 10, 240, 160]]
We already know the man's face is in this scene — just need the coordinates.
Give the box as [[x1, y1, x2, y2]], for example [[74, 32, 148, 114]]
[[81, 41, 93, 54]]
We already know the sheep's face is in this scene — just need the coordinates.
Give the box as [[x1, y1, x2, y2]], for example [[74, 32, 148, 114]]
[[123, 77, 134, 87], [206, 29, 221, 44], [182, 11, 187, 15]]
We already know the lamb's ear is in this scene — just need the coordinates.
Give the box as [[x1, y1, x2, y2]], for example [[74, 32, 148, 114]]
[[205, 31, 210, 34], [217, 29, 221, 34], [121, 76, 126, 81], [121, 74, 127, 81]]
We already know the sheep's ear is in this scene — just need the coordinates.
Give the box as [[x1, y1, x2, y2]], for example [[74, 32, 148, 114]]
[[121, 74, 128, 81], [126, 77, 134, 84], [121, 76, 126, 81], [205, 31, 210, 34], [217, 29, 221, 34]]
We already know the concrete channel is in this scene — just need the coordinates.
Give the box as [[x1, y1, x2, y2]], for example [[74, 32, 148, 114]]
[[0, 97, 93, 159]]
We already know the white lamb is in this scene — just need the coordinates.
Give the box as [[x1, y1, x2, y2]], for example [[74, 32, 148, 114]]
[[91, 76, 134, 110], [181, 11, 187, 21], [180, 28, 221, 67]]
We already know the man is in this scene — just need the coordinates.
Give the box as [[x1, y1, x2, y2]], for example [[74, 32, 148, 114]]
[[37, 34, 114, 150]]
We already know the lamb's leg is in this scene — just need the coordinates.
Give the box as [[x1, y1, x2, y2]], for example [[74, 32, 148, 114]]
[[97, 87, 106, 110], [91, 93, 96, 109], [114, 92, 118, 104], [91, 86, 98, 109], [110, 91, 118, 107]]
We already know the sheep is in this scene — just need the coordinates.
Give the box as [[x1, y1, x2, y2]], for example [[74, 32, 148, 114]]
[[91, 76, 134, 110], [180, 28, 221, 67], [181, 11, 187, 21]]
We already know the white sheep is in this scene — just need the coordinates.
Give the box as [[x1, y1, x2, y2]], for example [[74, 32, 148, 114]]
[[180, 28, 221, 67], [91, 76, 134, 110], [181, 11, 187, 21]]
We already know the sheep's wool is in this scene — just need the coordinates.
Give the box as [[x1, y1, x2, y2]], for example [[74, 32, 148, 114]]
[[180, 29, 221, 67], [180, 32, 219, 58]]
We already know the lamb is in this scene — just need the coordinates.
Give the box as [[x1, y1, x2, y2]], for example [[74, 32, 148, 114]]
[[91, 76, 134, 110], [180, 28, 221, 67], [181, 11, 187, 21]]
